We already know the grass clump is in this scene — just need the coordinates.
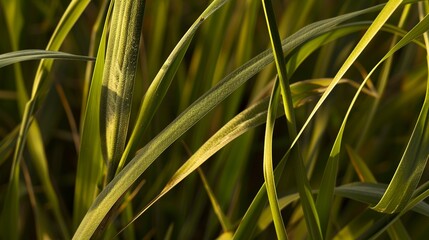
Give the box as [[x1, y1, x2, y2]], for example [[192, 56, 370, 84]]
[[1, 0, 429, 239]]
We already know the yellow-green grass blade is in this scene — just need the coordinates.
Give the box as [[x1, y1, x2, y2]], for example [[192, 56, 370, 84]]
[[11, 0, 90, 191], [118, 0, 230, 174], [285, 0, 404, 184], [198, 169, 232, 232], [316, 10, 429, 236], [73, 5, 387, 238], [262, 79, 288, 240], [372, 9, 429, 213], [73, 1, 113, 229], [0, 50, 94, 68], [355, 4, 411, 150], [99, 0, 145, 181]]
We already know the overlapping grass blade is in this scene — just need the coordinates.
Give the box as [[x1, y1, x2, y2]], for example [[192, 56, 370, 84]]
[[73, 1, 113, 228], [0, 50, 94, 68], [371, 9, 429, 213]]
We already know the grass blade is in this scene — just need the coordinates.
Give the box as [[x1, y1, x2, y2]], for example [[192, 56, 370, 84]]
[[73, 1, 113, 228], [99, 0, 145, 181], [372, 9, 429, 213], [0, 50, 94, 68], [262, 79, 288, 239]]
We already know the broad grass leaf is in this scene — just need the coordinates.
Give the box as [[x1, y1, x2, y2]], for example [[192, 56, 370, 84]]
[[0, 50, 94, 68], [335, 183, 429, 216], [99, 0, 145, 180]]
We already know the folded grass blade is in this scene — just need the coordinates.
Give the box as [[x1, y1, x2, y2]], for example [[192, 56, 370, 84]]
[[99, 0, 145, 181]]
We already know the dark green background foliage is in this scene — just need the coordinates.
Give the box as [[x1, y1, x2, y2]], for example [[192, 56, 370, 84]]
[[1, 0, 429, 239]]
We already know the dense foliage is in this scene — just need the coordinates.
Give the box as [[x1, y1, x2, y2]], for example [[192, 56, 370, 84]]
[[1, 0, 429, 239]]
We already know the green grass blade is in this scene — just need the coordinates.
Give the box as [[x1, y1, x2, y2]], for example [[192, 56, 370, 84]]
[[73, 2, 113, 228], [262, 79, 288, 240], [287, 0, 403, 174], [261, 0, 295, 238], [99, 0, 145, 181], [0, 50, 94, 68], [198, 169, 232, 232], [372, 10, 429, 213]]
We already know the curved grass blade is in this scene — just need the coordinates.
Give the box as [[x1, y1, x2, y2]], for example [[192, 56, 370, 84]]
[[73, 5, 388, 239], [263, 0, 323, 238], [262, 79, 288, 240], [335, 183, 429, 217], [0, 50, 94, 68], [257, 182, 429, 236], [99, 0, 146, 181], [316, 9, 429, 238], [371, 9, 429, 213]]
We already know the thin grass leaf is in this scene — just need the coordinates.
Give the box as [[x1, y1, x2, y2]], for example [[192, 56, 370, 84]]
[[262, 0, 323, 236], [262, 79, 288, 239], [198, 169, 232, 232], [316, 11, 429, 237], [335, 183, 429, 216], [73, 2, 112, 228], [0, 50, 94, 68], [261, 0, 295, 238]]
